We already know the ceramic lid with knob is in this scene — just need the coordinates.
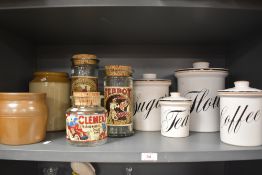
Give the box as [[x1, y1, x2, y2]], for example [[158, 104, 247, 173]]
[[134, 73, 171, 85], [218, 81, 262, 97], [175, 62, 228, 77], [159, 92, 191, 104]]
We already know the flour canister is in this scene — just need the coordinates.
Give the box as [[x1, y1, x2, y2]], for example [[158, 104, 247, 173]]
[[159, 92, 191, 137], [134, 74, 171, 131], [218, 81, 262, 146], [174, 62, 228, 132]]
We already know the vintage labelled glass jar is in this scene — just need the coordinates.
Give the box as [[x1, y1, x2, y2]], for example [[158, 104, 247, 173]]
[[71, 54, 99, 93], [104, 65, 134, 137], [29, 72, 70, 132], [66, 92, 107, 146]]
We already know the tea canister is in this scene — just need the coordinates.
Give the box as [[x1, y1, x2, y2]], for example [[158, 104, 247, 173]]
[[71, 54, 99, 93], [29, 71, 70, 131], [104, 65, 134, 137], [159, 92, 191, 137], [174, 62, 228, 132], [134, 73, 171, 131], [218, 81, 262, 146], [0, 93, 48, 145], [66, 92, 107, 146]]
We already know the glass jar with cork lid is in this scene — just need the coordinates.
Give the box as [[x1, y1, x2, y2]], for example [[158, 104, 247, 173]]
[[66, 92, 107, 146], [104, 65, 134, 137], [71, 54, 99, 93]]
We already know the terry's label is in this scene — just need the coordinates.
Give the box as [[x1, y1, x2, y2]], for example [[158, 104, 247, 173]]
[[184, 89, 219, 113], [71, 76, 98, 92], [220, 105, 261, 134], [66, 113, 107, 142], [161, 107, 190, 133], [134, 95, 167, 120], [104, 87, 132, 126]]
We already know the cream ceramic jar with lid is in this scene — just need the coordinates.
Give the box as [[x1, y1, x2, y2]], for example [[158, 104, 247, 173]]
[[134, 74, 171, 131], [159, 92, 192, 137], [174, 62, 228, 132], [218, 81, 262, 146]]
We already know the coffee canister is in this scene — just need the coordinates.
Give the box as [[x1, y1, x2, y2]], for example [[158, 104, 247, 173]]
[[134, 74, 171, 131], [159, 92, 191, 137], [218, 81, 262, 146], [174, 62, 228, 132]]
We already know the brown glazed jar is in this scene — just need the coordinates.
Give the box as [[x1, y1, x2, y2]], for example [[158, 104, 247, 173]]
[[29, 72, 70, 131], [0, 93, 48, 145]]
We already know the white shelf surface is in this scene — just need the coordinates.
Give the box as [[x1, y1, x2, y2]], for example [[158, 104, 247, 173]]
[[1, 131, 262, 163]]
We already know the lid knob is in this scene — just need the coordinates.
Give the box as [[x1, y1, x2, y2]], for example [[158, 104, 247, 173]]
[[170, 92, 181, 97], [234, 81, 250, 89], [143, 73, 157, 79], [193, 62, 210, 69]]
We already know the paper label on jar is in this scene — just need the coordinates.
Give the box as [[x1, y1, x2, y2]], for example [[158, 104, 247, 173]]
[[71, 76, 98, 92], [66, 113, 107, 142], [104, 87, 133, 126]]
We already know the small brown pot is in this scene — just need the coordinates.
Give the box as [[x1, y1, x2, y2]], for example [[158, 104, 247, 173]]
[[0, 93, 48, 145]]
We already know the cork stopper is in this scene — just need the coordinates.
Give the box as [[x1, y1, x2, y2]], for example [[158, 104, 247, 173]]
[[105, 65, 132, 77], [72, 54, 99, 65], [72, 92, 100, 106]]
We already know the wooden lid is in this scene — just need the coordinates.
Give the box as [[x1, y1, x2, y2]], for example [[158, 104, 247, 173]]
[[72, 54, 99, 65], [72, 92, 101, 106]]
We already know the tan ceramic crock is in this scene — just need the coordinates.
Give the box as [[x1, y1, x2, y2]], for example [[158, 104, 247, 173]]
[[0, 93, 48, 145]]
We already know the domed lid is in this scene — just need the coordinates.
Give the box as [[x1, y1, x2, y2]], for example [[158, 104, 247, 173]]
[[175, 62, 228, 75], [160, 92, 191, 102], [218, 81, 262, 97], [134, 73, 171, 85]]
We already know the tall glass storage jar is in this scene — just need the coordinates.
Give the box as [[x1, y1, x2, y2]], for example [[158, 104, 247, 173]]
[[104, 65, 134, 137]]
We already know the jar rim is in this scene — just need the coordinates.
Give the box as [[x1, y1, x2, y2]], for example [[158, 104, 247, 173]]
[[33, 71, 69, 77]]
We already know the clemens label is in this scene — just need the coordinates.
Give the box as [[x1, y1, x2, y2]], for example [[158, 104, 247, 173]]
[[71, 76, 98, 92], [104, 87, 132, 126], [66, 113, 107, 142]]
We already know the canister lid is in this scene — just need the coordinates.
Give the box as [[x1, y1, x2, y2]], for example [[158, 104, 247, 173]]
[[174, 62, 228, 77], [218, 81, 262, 97], [134, 73, 171, 85], [72, 54, 99, 65], [160, 92, 191, 102], [105, 65, 132, 77]]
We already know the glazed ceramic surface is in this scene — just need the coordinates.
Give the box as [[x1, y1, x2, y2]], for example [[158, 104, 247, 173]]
[[0, 93, 48, 145], [134, 74, 171, 131], [159, 92, 191, 137], [218, 81, 262, 146], [175, 62, 228, 132]]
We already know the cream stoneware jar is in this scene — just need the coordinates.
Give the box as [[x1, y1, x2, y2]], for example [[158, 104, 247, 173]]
[[159, 92, 192, 137], [134, 74, 171, 131], [218, 81, 262, 146], [174, 62, 228, 132]]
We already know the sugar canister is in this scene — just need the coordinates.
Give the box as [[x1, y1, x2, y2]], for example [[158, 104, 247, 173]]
[[134, 73, 171, 131], [174, 62, 228, 132]]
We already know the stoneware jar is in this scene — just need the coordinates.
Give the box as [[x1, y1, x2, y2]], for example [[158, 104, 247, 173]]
[[159, 92, 192, 137], [0, 93, 48, 145], [218, 81, 262, 146], [174, 62, 228, 132], [29, 71, 70, 131], [134, 73, 171, 131]]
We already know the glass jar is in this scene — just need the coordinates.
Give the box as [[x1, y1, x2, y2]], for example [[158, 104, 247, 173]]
[[71, 54, 99, 93], [66, 92, 107, 146], [29, 72, 70, 132], [104, 65, 134, 137]]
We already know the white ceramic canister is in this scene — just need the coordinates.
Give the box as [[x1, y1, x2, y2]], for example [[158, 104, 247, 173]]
[[134, 74, 171, 131], [159, 92, 192, 137], [218, 81, 262, 146], [174, 62, 228, 132]]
